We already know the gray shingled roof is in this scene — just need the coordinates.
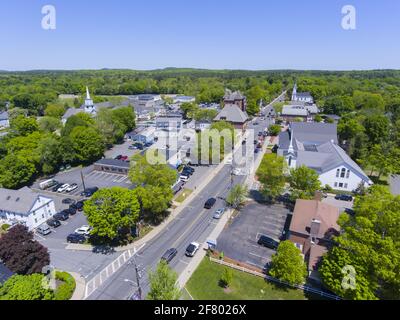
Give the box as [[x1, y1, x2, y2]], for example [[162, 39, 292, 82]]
[[214, 104, 249, 123], [296, 92, 313, 98], [62, 107, 83, 120], [290, 122, 338, 145], [0, 187, 51, 215], [224, 90, 245, 101], [0, 111, 9, 121], [282, 105, 309, 116], [95, 159, 130, 169]]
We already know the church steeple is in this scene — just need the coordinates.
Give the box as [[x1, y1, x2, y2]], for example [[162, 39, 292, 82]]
[[292, 82, 297, 101], [84, 86, 95, 114], [288, 129, 295, 154], [86, 86, 91, 100]]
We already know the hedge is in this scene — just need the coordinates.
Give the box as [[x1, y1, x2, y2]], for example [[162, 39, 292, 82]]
[[54, 271, 76, 300]]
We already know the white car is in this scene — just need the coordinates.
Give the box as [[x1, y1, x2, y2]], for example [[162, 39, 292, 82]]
[[185, 242, 200, 257], [74, 225, 92, 236], [66, 183, 78, 193], [57, 184, 70, 193]]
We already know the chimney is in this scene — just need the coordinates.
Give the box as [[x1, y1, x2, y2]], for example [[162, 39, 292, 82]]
[[310, 219, 321, 243]]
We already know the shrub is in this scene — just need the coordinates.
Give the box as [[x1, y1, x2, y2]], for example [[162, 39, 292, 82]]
[[220, 268, 233, 288], [1, 224, 10, 231], [268, 124, 281, 137], [53, 271, 76, 300]]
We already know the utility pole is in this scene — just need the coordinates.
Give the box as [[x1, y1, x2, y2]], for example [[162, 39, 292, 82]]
[[80, 171, 86, 191], [128, 256, 143, 300]]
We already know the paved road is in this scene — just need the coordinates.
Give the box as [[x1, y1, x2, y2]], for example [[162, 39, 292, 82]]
[[87, 109, 274, 300]]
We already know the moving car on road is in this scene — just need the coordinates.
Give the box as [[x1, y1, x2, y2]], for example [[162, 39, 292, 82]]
[[204, 198, 217, 209], [67, 233, 86, 244], [161, 248, 178, 263], [213, 208, 226, 219], [185, 242, 200, 257], [257, 235, 279, 250]]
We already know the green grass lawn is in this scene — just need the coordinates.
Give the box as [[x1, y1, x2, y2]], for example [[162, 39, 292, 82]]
[[185, 258, 315, 300], [175, 188, 193, 203]]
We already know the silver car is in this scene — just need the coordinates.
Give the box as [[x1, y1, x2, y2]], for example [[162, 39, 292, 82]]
[[213, 208, 226, 219]]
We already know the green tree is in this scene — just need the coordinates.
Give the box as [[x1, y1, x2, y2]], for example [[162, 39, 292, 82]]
[[363, 114, 390, 146], [180, 102, 199, 119], [38, 116, 62, 133], [44, 104, 65, 119], [289, 165, 321, 200], [69, 126, 105, 163], [0, 154, 37, 189], [268, 124, 281, 136], [320, 186, 400, 300], [61, 113, 92, 137], [323, 96, 355, 115], [147, 260, 181, 300], [10, 115, 39, 136], [0, 274, 54, 301], [38, 135, 62, 174], [256, 154, 287, 200], [220, 267, 233, 288], [111, 106, 136, 132], [338, 116, 364, 143], [226, 185, 248, 209], [269, 241, 307, 285], [83, 187, 140, 241]]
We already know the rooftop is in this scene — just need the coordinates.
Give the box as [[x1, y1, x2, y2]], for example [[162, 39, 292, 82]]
[[0, 187, 51, 215], [95, 159, 130, 169], [214, 103, 249, 123], [0, 111, 9, 121]]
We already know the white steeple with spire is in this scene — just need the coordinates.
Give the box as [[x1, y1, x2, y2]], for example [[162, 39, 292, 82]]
[[292, 82, 298, 101], [287, 129, 297, 168], [84, 86, 96, 114]]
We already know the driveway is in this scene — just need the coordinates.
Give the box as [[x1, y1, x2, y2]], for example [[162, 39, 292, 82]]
[[216, 201, 291, 270], [322, 194, 354, 211]]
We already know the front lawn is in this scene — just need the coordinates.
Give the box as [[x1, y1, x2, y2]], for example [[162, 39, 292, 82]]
[[185, 258, 314, 300], [175, 188, 193, 203]]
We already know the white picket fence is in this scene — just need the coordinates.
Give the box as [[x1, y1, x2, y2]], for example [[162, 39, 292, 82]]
[[210, 257, 341, 300]]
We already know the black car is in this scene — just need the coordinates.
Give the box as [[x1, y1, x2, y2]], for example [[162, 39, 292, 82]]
[[335, 194, 353, 202], [182, 168, 194, 176], [257, 235, 279, 250], [54, 211, 69, 221], [52, 183, 64, 192], [62, 198, 75, 205], [66, 207, 77, 216], [204, 198, 217, 209], [161, 248, 178, 263], [76, 200, 86, 211], [67, 233, 86, 244], [47, 219, 61, 228], [81, 187, 99, 197]]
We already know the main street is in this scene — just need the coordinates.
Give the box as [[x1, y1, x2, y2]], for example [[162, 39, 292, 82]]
[[87, 101, 278, 300]]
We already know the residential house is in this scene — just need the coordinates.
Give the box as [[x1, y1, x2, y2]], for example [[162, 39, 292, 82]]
[[278, 122, 372, 191], [289, 199, 341, 282], [155, 114, 183, 132], [0, 187, 57, 230], [130, 127, 156, 144], [214, 103, 249, 131], [223, 90, 247, 112], [0, 110, 10, 129]]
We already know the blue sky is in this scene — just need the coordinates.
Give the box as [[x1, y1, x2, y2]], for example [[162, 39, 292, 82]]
[[0, 0, 399, 70]]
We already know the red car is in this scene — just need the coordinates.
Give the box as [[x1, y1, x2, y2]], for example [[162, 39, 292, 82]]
[[120, 156, 129, 161]]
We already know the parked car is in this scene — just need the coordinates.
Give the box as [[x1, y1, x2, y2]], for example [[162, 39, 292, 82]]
[[185, 242, 200, 257], [180, 175, 190, 182], [66, 207, 77, 216], [37, 224, 51, 236], [335, 194, 353, 202], [76, 200, 86, 211], [161, 248, 178, 263], [52, 183, 64, 192], [81, 187, 99, 197], [47, 219, 61, 228], [54, 211, 69, 221], [57, 184, 70, 193], [120, 156, 129, 161], [144, 142, 153, 148], [257, 235, 279, 250], [67, 233, 86, 244], [128, 145, 136, 150], [213, 208, 226, 219], [204, 198, 217, 209], [39, 179, 58, 190], [345, 208, 356, 216], [66, 183, 78, 193], [62, 198, 75, 205], [74, 225, 92, 236]]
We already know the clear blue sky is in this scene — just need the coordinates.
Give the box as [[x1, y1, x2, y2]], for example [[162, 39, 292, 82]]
[[0, 0, 399, 70]]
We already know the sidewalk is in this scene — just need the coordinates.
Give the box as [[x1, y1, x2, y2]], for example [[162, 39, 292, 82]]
[[69, 271, 86, 300]]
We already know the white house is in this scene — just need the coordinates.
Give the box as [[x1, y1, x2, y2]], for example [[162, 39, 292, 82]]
[[278, 122, 372, 192], [0, 187, 57, 230], [0, 111, 10, 129]]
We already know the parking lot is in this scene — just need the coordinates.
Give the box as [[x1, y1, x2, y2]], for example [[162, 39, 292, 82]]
[[216, 201, 291, 270], [322, 194, 354, 211]]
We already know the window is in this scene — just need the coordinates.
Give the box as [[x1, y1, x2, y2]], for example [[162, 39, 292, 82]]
[[344, 183, 348, 189], [341, 168, 346, 178], [336, 169, 340, 178], [339, 183, 344, 188], [35, 218, 37, 223], [334, 182, 338, 187], [346, 170, 350, 179]]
